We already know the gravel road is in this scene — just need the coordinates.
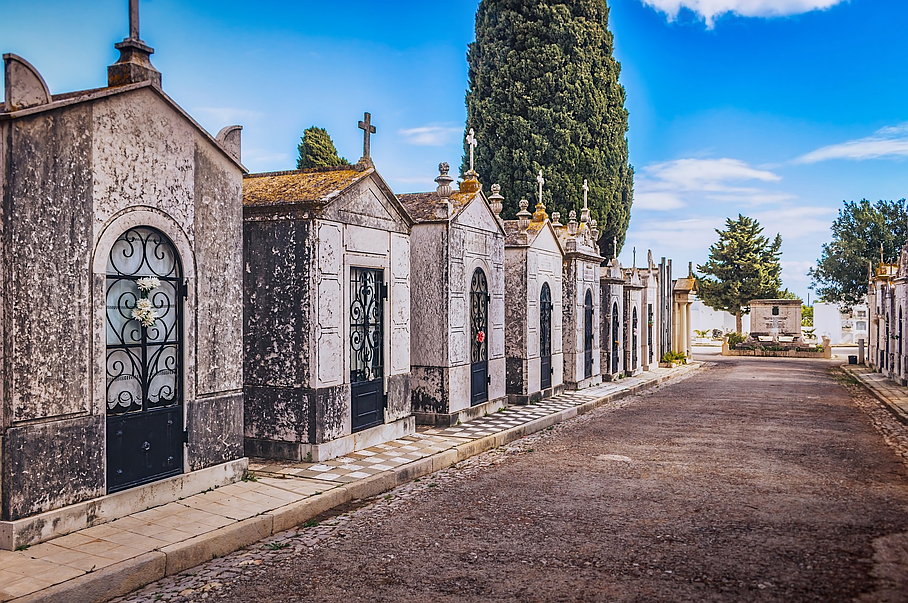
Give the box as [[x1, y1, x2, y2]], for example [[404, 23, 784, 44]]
[[116, 357, 908, 603]]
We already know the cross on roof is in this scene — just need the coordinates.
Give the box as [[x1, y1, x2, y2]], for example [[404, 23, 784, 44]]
[[537, 170, 545, 205], [358, 112, 376, 161], [466, 128, 477, 173], [128, 0, 140, 40], [582, 179, 589, 209]]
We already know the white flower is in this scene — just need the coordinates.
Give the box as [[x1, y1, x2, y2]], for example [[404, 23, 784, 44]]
[[136, 298, 153, 311], [141, 309, 159, 328], [136, 277, 161, 292]]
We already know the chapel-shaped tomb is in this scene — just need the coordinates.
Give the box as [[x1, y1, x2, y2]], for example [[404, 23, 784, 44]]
[[0, 1, 246, 549], [398, 163, 506, 425], [243, 134, 414, 461]]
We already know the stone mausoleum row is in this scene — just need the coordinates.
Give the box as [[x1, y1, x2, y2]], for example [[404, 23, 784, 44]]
[[0, 16, 679, 548]]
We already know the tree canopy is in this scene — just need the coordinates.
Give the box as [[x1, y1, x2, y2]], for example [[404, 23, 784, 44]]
[[464, 0, 633, 256], [297, 126, 349, 170], [809, 199, 908, 309], [697, 214, 784, 333]]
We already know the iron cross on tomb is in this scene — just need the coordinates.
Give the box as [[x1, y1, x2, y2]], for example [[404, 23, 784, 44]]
[[358, 112, 376, 162]]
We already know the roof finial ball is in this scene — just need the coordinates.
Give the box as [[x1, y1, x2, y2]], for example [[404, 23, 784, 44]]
[[108, 0, 161, 88], [435, 162, 454, 199]]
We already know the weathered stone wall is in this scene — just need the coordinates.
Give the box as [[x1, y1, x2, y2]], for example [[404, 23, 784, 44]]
[[624, 286, 643, 373], [601, 280, 624, 378], [409, 225, 449, 368]]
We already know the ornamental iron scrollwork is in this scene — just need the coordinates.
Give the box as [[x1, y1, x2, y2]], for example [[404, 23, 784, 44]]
[[584, 289, 594, 379], [540, 283, 552, 358], [471, 268, 489, 363], [612, 302, 620, 374], [350, 268, 384, 384], [106, 227, 182, 415]]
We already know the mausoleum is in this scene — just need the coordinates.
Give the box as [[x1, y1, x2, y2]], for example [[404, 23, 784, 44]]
[[243, 115, 414, 460], [601, 257, 626, 380], [502, 192, 565, 405], [399, 153, 506, 425], [555, 179, 603, 389], [0, 4, 246, 549]]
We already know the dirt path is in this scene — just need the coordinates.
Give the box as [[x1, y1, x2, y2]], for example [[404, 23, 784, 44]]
[[118, 358, 908, 602]]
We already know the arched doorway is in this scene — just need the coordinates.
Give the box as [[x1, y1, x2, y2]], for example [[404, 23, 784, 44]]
[[611, 302, 620, 374], [350, 267, 385, 432], [106, 227, 184, 493], [632, 306, 639, 370], [470, 268, 489, 405], [584, 289, 594, 379], [540, 283, 552, 389]]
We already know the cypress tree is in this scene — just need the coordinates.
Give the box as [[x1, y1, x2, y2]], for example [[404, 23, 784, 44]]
[[297, 126, 349, 170], [697, 215, 784, 334], [465, 0, 633, 255]]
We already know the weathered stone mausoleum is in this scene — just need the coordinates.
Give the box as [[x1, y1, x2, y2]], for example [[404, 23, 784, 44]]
[[555, 180, 603, 389], [502, 194, 565, 405], [868, 261, 903, 380], [621, 265, 645, 376], [0, 6, 246, 549], [399, 160, 506, 425], [243, 121, 414, 460]]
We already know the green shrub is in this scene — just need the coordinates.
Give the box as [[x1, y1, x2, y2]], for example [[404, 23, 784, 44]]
[[661, 351, 687, 364], [726, 332, 747, 348]]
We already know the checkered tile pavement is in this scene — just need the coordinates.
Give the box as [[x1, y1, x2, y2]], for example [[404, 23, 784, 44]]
[[253, 368, 676, 482]]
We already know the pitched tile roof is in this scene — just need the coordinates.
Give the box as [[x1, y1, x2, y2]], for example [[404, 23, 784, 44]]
[[397, 190, 476, 222], [243, 165, 370, 206]]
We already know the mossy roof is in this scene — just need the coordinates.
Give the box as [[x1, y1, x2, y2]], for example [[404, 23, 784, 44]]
[[396, 190, 478, 222], [243, 165, 370, 206], [502, 219, 547, 246]]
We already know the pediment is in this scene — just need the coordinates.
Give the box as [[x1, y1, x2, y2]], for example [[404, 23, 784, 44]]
[[454, 194, 504, 234], [328, 175, 410, 234], [530, 222, 564, 256]]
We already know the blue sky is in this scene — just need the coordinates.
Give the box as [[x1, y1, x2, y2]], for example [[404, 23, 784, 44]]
[[2, 0, 906, 300]]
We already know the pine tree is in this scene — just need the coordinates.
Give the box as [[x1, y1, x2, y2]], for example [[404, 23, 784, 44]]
[[697, 215, 784, 334], [297, 126, 349, 170], [809, 199, 908, 309], [464, 0, 633, 256]]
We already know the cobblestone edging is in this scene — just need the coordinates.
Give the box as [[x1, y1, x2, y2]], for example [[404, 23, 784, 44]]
[[7, 363, 700, 603], [842, 365, 908, 426]]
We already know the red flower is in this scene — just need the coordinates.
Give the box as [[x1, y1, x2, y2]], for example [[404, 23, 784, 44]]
[[477, 330, 485, 343]]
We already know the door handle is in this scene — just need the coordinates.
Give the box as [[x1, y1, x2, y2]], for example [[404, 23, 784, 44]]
[[487, 375, 491, 385]]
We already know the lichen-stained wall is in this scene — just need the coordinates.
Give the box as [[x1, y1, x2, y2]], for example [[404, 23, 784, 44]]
[[243, 218, 312, 445], [504, 246, 528, 394], [7, 105, 94, 423], [601, 279, 625, 377], [624, 285, 643, 373], [388, 232, 411, 421]]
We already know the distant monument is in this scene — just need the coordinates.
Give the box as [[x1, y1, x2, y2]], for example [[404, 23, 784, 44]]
[[739, 299, 802, 348]]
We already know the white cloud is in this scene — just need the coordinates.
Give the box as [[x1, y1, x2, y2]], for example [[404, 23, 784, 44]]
[[780, 259, 815, 289], [752, 205, 836, 242], [635, 158, 790, 211], [795, 123, 908, 163], [398, 125, 462, 146], [640, 0, 846, 26]]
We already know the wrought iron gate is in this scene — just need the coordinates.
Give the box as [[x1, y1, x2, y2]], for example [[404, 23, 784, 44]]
[[632, 307, 639, 370], [106, 227, 184, 493], [648, 304, 654, 364], [612, 303, 620, 374], [350, 267, 385, 432], [584, 289, 594, 379], [540, 283, 552, 389], [470, 268, 489, 405]]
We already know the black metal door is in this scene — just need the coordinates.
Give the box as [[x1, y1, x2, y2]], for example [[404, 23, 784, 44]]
[[632, 307, 639, 370], [351, 268, 385, 432], [106, 227, 184, 493], [471, 268, 489, 406], [648, 304, 654, 364], [612, 303, 620, 374], [584, 289, 594, 379], [540, 283, 552, 389]]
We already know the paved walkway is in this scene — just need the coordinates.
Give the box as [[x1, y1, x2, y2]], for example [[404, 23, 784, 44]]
[[842, 365, 908, 424], [0, 364, 697, 603]]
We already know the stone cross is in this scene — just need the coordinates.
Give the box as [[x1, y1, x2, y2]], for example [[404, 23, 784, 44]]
[[537, 170, 545, 205], [582, 179, 589, 209], [129, 0, 140, 40], [613, 236, 617, 260], [358, 112, 376, 160], [466, 128, 477, 173]]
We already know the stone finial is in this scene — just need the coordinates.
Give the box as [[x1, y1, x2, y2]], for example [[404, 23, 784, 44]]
[[567, 209, 578, 236], [590, 219, 599, 244], [517, 199, 532, 233], [3, 54, 51, 111], [580, 181, 591, 226], [552, 211, 563, 237], [488, 183, 504, 222], [688, 261, 694, 277], [532, 199, 548, 223], [435, 162, 454, 198], [536, 170, 545, 206], [466, 128, 477, 173], [108, 0, 161, 88]]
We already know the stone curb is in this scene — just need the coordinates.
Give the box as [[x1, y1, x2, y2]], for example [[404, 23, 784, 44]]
[[842, 366, 908, 426], [10, 362, 699, 603]]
